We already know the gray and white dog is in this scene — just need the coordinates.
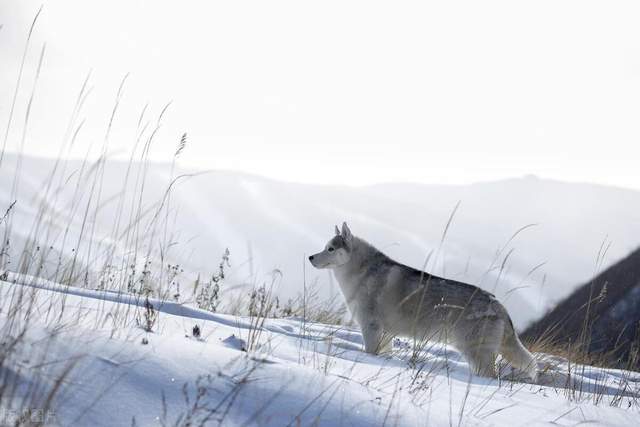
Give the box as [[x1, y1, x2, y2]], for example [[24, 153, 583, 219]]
[[309, 222, 537, 380]]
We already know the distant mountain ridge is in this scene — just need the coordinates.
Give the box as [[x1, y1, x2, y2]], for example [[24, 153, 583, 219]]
[[1, 152, 640, 329]]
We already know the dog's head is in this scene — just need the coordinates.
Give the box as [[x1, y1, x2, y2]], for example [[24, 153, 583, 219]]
[[308, 222, 353, 269]]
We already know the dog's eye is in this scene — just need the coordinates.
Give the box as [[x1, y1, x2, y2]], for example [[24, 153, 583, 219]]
[[328, 247, 334, 252]]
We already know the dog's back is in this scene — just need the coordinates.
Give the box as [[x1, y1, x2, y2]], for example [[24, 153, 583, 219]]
[[376, 261, 495, 337]]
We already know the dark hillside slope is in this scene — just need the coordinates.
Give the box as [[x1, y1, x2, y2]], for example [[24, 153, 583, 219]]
[[523, 247, 640, 369]]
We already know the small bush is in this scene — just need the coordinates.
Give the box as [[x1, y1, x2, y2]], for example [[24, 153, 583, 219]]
[[194, 249, 230, 313], [136, 297, 158, 333]]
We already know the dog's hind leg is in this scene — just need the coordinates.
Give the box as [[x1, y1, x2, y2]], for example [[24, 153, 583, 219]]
[[500, 318, 538, 381], [455, 318, 503, 378], [462, 344, 498, 377]]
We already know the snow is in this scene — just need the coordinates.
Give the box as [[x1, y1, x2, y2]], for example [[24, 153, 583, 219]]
[[1, 272, 638, 426]]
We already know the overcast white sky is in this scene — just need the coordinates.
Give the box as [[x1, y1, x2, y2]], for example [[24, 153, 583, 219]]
[[1, 1, 639, 188]]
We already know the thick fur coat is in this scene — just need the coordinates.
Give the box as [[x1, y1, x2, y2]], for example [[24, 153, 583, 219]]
[[309, 223, 537, 380]]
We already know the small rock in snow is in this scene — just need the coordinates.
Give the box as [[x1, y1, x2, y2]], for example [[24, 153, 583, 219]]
[[222, 334, 247, 352]]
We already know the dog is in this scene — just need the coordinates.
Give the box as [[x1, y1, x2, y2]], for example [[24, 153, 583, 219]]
[[309, 222, 537, 380]]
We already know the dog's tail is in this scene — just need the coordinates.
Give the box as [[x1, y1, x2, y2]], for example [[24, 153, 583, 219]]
[[500, 313, 538, 381]]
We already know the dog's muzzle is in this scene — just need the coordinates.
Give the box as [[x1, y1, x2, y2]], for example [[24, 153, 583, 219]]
[[308, 254, 324, 268]]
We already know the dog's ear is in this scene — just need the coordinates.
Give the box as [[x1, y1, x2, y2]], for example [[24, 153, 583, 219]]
[[335, 225, 340, 236], [341, 222, 352, 241]]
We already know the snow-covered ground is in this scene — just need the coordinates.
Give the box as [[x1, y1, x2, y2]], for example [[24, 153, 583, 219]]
[[2, 272, 638, 426]]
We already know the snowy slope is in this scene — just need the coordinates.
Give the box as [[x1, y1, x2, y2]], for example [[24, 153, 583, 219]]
[[1, 273, 638, 426], [2, 153, 640, 329]]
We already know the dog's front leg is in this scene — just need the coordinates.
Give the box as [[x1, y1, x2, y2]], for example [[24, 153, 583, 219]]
[[353, 293, 390, 355], [361, 321, 386, 354]]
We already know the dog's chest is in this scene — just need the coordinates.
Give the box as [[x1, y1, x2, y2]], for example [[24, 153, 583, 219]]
[[337, 273, 386, 314]]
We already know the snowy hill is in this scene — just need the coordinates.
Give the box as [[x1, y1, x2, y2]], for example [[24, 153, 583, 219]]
[[1, 273, 638, 426], [2, 153, 640, 330]]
